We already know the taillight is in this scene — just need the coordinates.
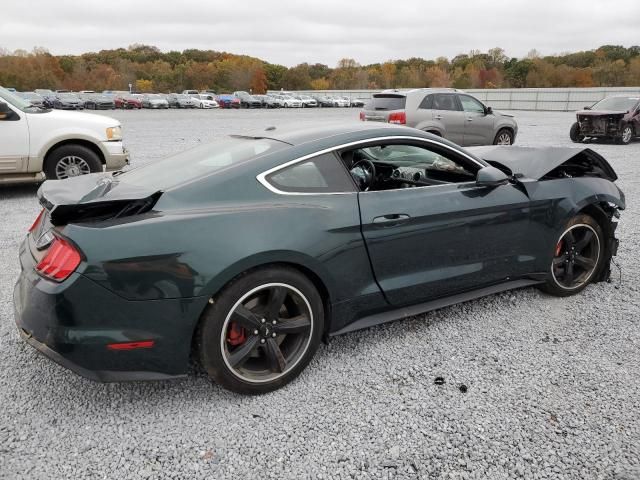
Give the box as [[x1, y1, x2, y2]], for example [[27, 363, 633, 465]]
[[388, 112, 406, 125], [359, 111, 365, 121], [36, 237, 81, 282], [29, 209, 45, 233]]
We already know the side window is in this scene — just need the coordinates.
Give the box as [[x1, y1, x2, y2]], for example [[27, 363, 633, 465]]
[[418, 94, 433, 110], [459, 95, 486, 114], [266, 152, 355, 193], [347, 142, 478, 192], [432, 94, 461, 111]]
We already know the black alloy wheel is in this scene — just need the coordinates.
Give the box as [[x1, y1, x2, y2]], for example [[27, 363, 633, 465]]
[[197, 267, 324, 394], [541, 214, 604, 296]]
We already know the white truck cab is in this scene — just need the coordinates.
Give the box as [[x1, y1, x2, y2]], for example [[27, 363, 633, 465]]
[[0, 86, 128, 184]]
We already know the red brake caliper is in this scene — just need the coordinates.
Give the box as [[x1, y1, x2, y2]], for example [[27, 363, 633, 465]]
[[555, 240, 563, 257], [227, 322, 247, 346]]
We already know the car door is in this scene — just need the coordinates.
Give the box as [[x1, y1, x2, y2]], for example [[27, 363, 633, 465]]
[[432, 93, 465, 145], [459, 94, 497, 145], [354, 140, 533, 307], [0, 101, 29, 173]]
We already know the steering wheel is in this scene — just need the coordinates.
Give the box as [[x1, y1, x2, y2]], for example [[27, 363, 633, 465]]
[[350, 159, 377, 191]]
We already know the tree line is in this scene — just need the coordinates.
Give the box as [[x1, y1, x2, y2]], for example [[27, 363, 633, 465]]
[[1, 44, 639, 93]]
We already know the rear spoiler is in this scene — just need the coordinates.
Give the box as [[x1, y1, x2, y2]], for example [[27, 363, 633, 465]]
[[37, 173, 162, 226]]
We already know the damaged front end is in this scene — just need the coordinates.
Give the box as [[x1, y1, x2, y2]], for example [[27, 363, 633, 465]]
[[469, 145, 624, 284], [577, 112, 625, 138]]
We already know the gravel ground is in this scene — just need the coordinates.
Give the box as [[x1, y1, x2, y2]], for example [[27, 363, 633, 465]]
[[1, 108, 639, 479]]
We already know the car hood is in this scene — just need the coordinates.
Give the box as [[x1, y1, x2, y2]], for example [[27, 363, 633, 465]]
[[494, 110, 514, 118], [467, 146, 617, 181], [577, 110, 627, 116], [26, 108, 120, 129], [38, 173, 161, 225]]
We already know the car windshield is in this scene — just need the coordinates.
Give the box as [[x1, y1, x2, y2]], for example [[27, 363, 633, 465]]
[[591, 97, 639, 111], [176, 94, 188, 99], [369, 94, 406, 111], [0, 86, 44, 112], [146, 94, 161, 99], [118, 137, 288, 189], [59, 93, 79, 99]]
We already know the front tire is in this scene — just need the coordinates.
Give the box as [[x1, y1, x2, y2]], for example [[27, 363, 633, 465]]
[[44, 144, 103, 180], [570, 122, 585, 143], [619, 124, 633, 145], [197, 267, 324, 394], [493, 128, 514, 145], [539, 214, 604, 297]]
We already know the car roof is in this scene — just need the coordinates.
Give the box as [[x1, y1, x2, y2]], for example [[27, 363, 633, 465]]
[[377, 88, 461, 97], [242, 121, 482, 162]]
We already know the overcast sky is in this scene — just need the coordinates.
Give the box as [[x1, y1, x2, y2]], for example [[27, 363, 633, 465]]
[[2, 0, 639, 67]]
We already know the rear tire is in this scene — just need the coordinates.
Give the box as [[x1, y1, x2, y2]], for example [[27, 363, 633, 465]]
[[44, 144, 103, 180], [197, 266, 324, 394], [570, 122, 585, 143], [538, 214, 605, 297]]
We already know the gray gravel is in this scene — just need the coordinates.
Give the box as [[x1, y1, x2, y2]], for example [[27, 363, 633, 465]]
[[1, 108, 639, 479]]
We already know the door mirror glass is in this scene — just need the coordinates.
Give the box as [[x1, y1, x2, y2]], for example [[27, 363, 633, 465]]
[[0, 101, 15, 120], [476, 166, 509, 187], [584, 105, 591, 110]]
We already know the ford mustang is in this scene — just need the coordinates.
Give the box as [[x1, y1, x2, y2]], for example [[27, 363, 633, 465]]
[[14, 123, 625, 394]]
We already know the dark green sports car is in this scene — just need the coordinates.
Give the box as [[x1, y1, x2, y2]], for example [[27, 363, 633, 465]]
[[14, 122, 624, 394]]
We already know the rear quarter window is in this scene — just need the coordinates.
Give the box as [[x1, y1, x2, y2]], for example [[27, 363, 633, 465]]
[[418, 94, 433, 110], [265, 152, 355, 194]]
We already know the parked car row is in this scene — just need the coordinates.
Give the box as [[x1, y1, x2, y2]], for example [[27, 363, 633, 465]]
[[15, 88, 369, 112]]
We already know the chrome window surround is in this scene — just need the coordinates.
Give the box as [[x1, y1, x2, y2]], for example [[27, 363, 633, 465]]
[[256, 135, 485, 196]]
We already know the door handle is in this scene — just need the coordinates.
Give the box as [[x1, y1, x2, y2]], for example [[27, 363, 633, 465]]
[[373, 213, 411, 224], [434, 115, 443, 120], [466, 117, 473, 122]]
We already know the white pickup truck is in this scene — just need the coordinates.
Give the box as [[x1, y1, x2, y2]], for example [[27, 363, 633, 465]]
[[0, 86, 128, 184]]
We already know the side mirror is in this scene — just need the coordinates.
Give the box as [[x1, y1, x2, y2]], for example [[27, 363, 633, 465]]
[[0, 101, 15, 120], [583, 106, 591, 110], [476, 166, 509, 187], [485, 106, 493, 115]]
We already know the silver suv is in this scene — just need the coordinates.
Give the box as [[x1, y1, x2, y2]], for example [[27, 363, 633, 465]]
[[360, 88, 518, 146]]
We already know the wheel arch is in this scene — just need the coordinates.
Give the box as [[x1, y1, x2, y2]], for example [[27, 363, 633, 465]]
[[43, 139, 106, 168], [190, 258, 334, 355]]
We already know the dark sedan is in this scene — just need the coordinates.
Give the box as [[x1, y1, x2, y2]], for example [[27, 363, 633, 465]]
[[14, 123, 624, 394], [233, 91, 262, 108], [52, 93, 84, 110], [570, 96, 640, 145], [83, 94, 116, 110]]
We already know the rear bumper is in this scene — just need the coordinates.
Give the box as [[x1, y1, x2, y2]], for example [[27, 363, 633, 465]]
[[13, 237, 204, 382]]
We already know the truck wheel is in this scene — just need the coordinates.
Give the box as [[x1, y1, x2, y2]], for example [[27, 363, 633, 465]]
[[569, 122, 584, 143], [44, 144, 103, 180], [618, 124, 633, 145]]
